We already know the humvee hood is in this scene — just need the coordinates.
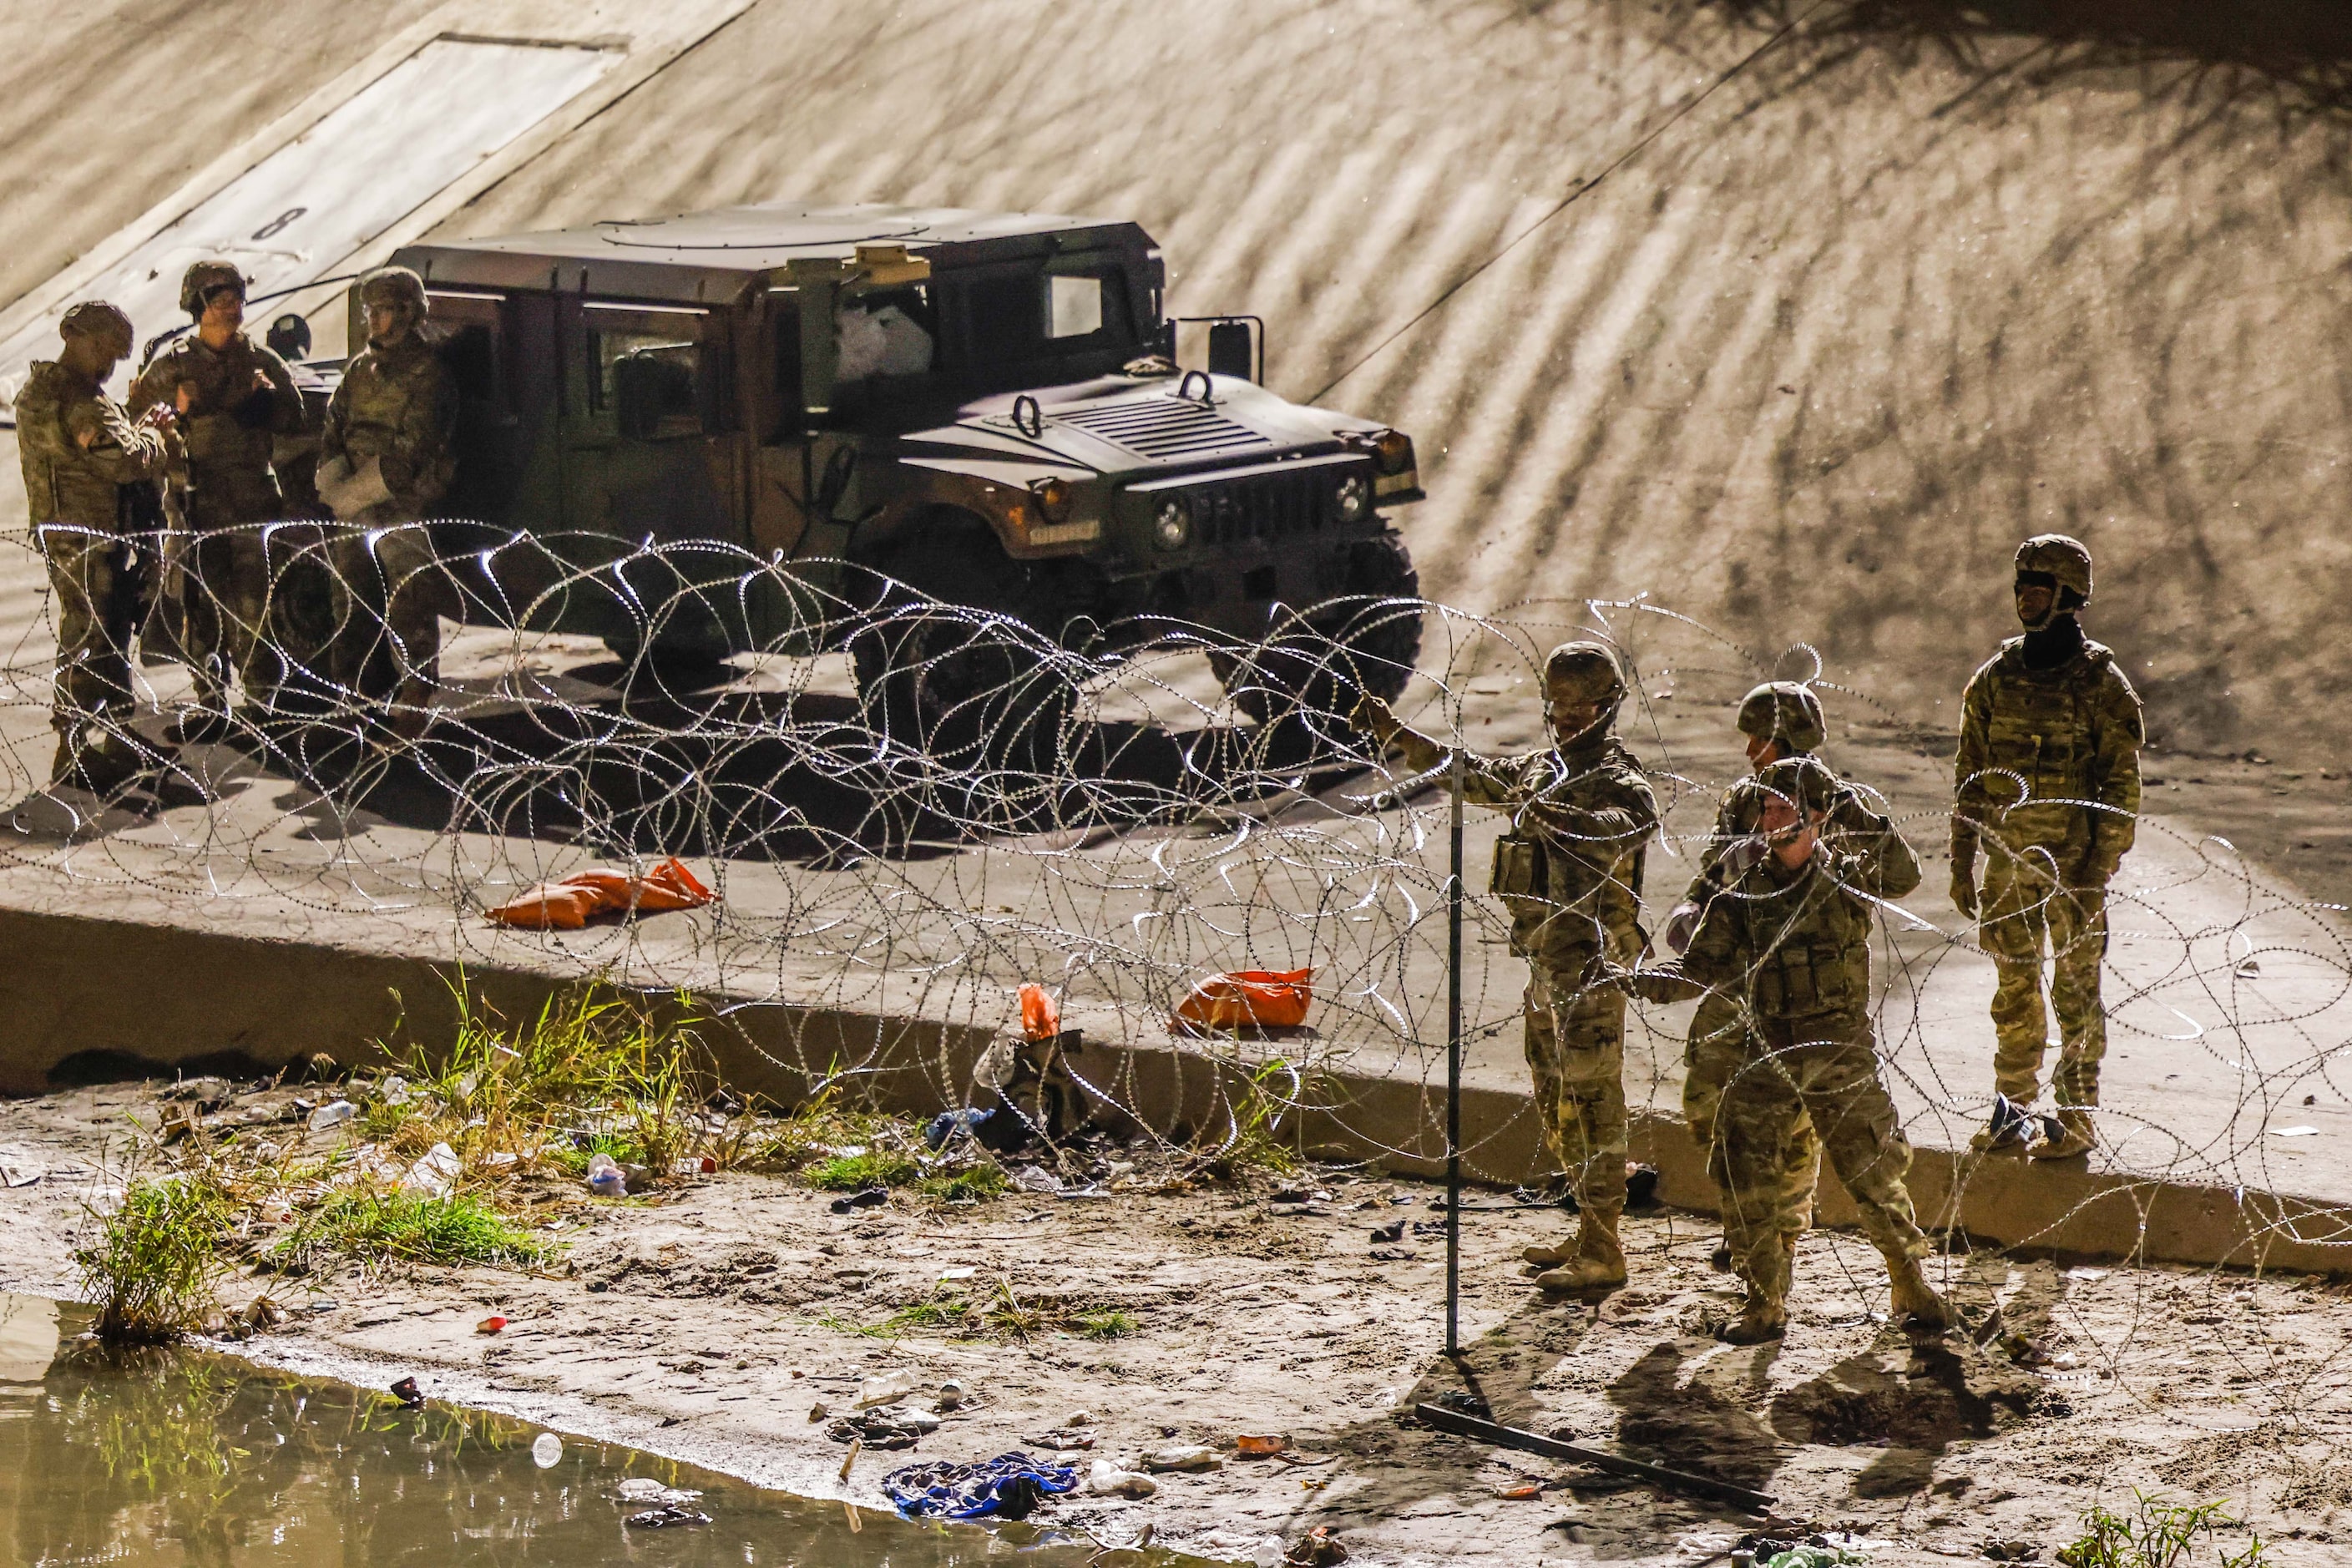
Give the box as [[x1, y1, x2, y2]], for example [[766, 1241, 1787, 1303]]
[[900, 374, 1382, 483]]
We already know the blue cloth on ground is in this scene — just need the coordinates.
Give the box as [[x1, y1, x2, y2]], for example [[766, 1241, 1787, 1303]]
[[883, 1451, 1080, 1520]]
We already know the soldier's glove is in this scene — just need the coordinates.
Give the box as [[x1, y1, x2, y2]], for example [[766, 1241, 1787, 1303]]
[[1949, 854, 1979, 919]]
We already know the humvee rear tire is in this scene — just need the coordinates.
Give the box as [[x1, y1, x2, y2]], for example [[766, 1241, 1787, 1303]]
[[1211, 529, 1422, 731], [847, 516, 1074, 766]]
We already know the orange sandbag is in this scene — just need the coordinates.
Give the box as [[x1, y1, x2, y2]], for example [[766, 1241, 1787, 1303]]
[[1019, 982, 1062, 1042], [1173, 968, 1313, 1032], [630, 857, 714, 913], [485, 857, 716, 928], [485, 884, 601, 930]]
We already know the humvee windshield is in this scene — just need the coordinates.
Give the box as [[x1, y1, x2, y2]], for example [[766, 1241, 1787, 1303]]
[[823, 259, 1138, 417]]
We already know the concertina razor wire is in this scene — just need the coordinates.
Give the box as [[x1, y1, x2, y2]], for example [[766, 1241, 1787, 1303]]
[[4, 518, 2349, 1283]]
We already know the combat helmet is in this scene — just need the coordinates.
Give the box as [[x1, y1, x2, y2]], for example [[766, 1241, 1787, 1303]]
[[1735, 681, 1825, 756], [1748, 754, 1837, 818], [58, 301, 134, 352], [180, 260, 247, 319], [2015, 534, 2092, 605], [1542, 640, 1626, 740], [358, 266, 428, 320]]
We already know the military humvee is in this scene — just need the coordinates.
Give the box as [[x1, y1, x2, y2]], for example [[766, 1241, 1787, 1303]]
[[373, 200, 1424, 737]]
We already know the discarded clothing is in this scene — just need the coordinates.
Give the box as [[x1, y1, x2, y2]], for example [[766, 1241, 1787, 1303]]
[[485, 857, 714, 930], [1171, 968, 1313, 1032], [883, 1451, 1080, 1521], [827, 1405, 937, 1449], [1019, 982, 1062, 1040]]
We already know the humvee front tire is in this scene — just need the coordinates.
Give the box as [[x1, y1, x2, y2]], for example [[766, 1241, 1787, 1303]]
[[847, 514, 1073, 766], [1211, 529, 1422, 732]]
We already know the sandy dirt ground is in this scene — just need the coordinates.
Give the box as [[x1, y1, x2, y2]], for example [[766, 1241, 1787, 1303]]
[[4, 1079, 2347, 1566]]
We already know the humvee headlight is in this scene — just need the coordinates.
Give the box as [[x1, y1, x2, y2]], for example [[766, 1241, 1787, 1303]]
[[1333, 473, 1371, 523], [1152, 497, 1191, 551], [1373, 429, 1414, 475], [1029, 476, 1071, 523]]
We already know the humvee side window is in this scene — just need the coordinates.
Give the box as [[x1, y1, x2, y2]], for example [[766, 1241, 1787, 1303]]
[[585, 302, 708, 441], [1047, 275, 1103, 339], [425, 290, 507, 408], [837, 286, 935, 384]]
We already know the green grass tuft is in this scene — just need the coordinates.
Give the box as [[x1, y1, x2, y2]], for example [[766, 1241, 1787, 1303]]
[[274, 1190, 549, 1272], [75, 1174, 233, 1344], [918, 1165, 1010, 1203], [1072, 1309, 1139, 1340], [806, 1150, 921, 1191]]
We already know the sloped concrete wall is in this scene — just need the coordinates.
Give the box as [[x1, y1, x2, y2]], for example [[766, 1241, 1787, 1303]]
[[3, 3, 2347, 756]]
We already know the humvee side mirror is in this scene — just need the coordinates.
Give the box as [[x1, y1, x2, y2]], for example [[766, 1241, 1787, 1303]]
[[1207, 321, 1255, 382]]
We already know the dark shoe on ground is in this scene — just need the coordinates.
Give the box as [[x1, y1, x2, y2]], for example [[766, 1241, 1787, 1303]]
[[1970, 1092, 2036, 1156], [2029, 1107, 2096, 1161], [1709, 1241, 1733, 1272]]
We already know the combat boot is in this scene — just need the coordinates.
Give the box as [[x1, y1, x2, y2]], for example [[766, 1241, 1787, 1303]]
[[1716, 1233, 1792, 1344], [1886, 1253, 1951, 1333], [1535, 1210, 1626, 1295], [2030, 1107, 2096, 1161]]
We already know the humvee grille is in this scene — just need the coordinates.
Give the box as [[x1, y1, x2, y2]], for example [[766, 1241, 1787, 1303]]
[[1057, 396, 1272, 462], [1181, 466, 1333, 546]]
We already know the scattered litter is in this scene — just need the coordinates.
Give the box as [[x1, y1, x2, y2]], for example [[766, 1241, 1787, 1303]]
[[923, 1108, 994, 1150], [937, 1378, 969, 1409], [883, 1451, 1080, 1520], [625, 1505, 711, 1529], [670, 1156, 717, 1176], [829, 1186, 889, 1212], [390, 1376, 423, 1409], [1087, 1459, 1159, 1498], [2235, 958, 2262, 977], [1, 1164, 42, 1188], [2065, 1267, 2111, 1281], [807, 1402, 830, 1422], [2274, 1125, 2320, 1138], [307, 1100, 357, 1133], [307, 1299, 339, 1314], [1014, 1164, 1065, 1194], [1234, 1433, 1291, 1457], [1976, 1543, 2037, 1564], [1023, 1424, 1096, 1449], [840, 1438, 862, 1479], [1064, 1409, 1092, 1427], [1283, 1525, 1348, 1565], [1495, 1482, 1541, 1500], [939, 1266, 977, 1282], [485, 857, 715, 929], [531, 1432, 562, 1468], [1272, 1449, 1336, 1467], [1369, 1221, 1406, 1244], [857, 1369, 917, 1409], [401, 1142, 462, 1198], [1172, 968, 1313, 1032], [1143, 1444, 1222, 1473], [617, 1478, 703, 1506], [829, 1406, 937, 1449], [477, 1315, 508, 1335], [586, 1153, 627, 1197]]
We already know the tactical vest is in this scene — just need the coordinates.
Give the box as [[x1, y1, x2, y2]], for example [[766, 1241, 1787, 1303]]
[[1737, 869, 1870, 1023], [1972, 643, 2117, 848], [1490, 828, 1646, 961]]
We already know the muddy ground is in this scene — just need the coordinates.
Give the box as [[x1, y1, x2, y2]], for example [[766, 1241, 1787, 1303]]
[[3, 1080, 2344, 1566]]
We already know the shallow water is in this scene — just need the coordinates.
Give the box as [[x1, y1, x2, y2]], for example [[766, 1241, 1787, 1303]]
[[0, 1294, 1176, 1566]]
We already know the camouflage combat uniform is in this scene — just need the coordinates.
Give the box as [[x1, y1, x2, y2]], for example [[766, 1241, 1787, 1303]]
[[316, 330, 458, 703], [1951, 638, 2142, 1107], [1470, 731, 1659, 1224], [1677, 769, 1918, 1239], [128, 332, 303, 703], [1635, 807, 1928, 1317], [17, 359, 171, 748]]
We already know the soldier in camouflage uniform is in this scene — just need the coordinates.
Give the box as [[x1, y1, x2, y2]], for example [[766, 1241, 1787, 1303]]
[[18, 302, 179, 795], [316, 266, 458, 738], [128, 262, 304, 736], [1621, 757, 1945, 1343], [1666, 683, 1919, 1267], [1951, 535, 2142, 1161], [1357, 641, 1659, 1295]]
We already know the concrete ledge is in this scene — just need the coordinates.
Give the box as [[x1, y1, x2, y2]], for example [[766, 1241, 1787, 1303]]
[[5, 902, 2345, 1278]]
